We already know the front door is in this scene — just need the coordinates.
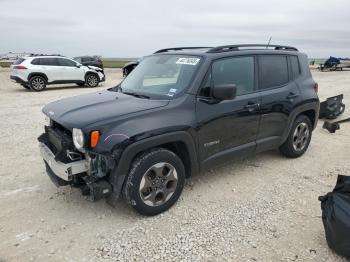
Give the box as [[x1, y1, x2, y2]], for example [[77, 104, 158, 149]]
[[57, 58, 84, 81], [196, 56, 261, 168]]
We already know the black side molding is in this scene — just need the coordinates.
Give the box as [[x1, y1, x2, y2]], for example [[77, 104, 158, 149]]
[[107, 131, 199, 201]]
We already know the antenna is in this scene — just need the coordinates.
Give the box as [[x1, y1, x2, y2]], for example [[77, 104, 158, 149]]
[[266, 37, 272, 48]]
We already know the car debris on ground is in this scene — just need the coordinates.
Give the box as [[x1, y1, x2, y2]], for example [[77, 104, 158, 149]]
[[319, 94, 345, 120]]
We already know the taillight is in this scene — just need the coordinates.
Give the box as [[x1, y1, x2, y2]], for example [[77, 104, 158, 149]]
[[314, 82, 319, 93], [90, 130, 100, 148], [14, 65, 27, 69]]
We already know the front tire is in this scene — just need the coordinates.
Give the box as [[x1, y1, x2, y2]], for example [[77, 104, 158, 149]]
[[85, 73, 99, 87], [279, 115, 312, 158], [123, 148, 185, 216], [29, 76, 46, 91]]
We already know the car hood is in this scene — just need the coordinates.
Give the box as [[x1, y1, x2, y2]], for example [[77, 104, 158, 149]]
[[87, 65, 103, 71], [43, 90, 169, 129]]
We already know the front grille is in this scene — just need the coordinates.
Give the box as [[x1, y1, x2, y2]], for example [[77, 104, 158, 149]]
[[52, 121, 72, 136], [38, 122, 84, 163]]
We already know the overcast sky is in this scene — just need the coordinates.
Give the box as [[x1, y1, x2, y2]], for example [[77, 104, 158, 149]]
[[1, 0, 349, 58]]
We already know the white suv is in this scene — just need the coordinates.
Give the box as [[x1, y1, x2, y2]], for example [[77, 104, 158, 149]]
[[10, 55, 105, 91]]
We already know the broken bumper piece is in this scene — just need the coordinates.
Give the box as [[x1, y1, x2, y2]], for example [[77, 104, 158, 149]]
[[39, 142, 89, 182]]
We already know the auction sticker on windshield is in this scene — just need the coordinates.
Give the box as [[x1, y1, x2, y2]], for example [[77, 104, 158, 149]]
[[176, 57, 200, 66]]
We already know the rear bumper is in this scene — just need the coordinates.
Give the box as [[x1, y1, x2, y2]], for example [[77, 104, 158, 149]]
[[10, 75, 27, 84], [39, 142, 89, 182]]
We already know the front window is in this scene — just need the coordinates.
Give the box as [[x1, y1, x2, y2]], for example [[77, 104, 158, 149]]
[[119, 55, 201, 99], [199, 56, 255, 97], [57, 58, 77, 67]]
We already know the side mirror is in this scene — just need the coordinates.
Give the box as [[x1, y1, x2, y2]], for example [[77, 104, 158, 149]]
[[76, 63, 81, 68], [212, 84, 237, 101]]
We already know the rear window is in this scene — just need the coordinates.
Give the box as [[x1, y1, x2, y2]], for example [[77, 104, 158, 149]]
[[82, 57, 93, 62], [40, 58, 58, 66], [290, 56, 301, 79], [13, 58, 25, 65], [73, 57, 81, 62], [259, 55, 289, 89]]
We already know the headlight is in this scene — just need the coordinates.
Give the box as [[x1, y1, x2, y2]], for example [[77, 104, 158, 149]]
[[72, 128, 85, 152]]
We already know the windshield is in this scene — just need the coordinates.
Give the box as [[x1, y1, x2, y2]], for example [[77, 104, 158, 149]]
[[119, 55, 201, 99]]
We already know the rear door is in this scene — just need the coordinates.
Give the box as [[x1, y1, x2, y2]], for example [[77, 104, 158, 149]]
[[256, 54, 302, 152], [196, 56, 261, 167]]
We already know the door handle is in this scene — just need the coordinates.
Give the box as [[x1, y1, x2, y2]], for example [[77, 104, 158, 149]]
[[286, 92, 299, 100], [244, 102, 260, 112]]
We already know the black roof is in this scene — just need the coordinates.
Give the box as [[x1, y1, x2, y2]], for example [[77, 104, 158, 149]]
[[153, 44, 298, 55]]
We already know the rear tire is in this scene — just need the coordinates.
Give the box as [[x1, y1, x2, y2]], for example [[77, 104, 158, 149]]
[[29, 76, 46, 91], [85, 73, 99, 87], [279, 115, 312, 158], [123, 148, 185, 216]]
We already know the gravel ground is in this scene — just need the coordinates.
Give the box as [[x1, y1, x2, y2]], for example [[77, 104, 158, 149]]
[[0, 68, 349, 262]]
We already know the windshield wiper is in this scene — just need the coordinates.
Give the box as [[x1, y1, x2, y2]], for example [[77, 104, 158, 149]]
[[108, 86, 150, 99], [123, 91, 150, 99]]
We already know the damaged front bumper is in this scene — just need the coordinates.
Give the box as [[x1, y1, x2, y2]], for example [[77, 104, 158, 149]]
[[39, 142, 89, 182], [38, 125, 114, 201]]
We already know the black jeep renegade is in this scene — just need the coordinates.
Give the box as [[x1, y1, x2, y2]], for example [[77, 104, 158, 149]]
[[38, 45, 320, 215]]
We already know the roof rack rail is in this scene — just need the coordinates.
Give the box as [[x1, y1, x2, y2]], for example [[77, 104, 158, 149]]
[[28, 53, 63, 57], [154, 47, 212, 54], [207, 44, 298, 53]]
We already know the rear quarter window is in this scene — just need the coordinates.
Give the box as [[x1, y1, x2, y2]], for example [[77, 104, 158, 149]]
[[290, 56, 301, 79], [259, 55, 288, 89], [13, 58, 25, 65]]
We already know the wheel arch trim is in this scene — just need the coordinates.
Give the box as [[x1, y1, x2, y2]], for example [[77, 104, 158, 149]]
[[282, 101, 319, 142], [84, 71, 99, 80], [27, 72, 48, 82], [108, 131, 198, 200]]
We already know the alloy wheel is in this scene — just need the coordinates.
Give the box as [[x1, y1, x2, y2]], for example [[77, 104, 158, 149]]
[[139, 162, 178, 207], [292, 122, 310, 151], [31, 77, 45, 90], [87, 75, 98, 86]]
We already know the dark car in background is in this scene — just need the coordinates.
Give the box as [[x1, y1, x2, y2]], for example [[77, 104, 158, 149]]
[[74, 56, 104, 69], [122, 60, 139, 77]]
